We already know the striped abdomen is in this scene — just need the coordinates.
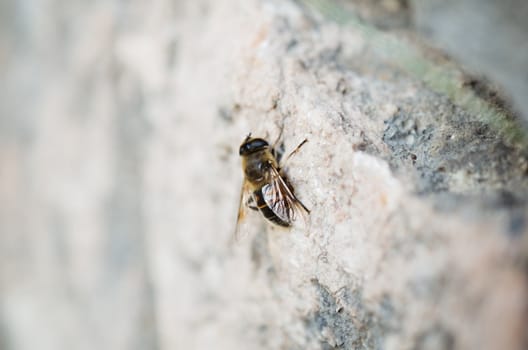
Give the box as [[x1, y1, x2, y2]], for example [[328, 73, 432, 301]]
[[253, 188, 290, 227]]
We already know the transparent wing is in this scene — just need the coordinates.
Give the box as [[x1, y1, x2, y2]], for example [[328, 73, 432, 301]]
[[234, 179, 253, 242], [261, 182, 293, 224], [262, 166, 310, 225]]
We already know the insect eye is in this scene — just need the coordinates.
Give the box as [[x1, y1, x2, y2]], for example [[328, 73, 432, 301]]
[[239, 143, 250, 155], [239, 138, 269, 155]]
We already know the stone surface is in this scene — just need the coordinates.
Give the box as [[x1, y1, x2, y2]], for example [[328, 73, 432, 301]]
[[0, 0, 527, 350], [412, 0, 528, 122]]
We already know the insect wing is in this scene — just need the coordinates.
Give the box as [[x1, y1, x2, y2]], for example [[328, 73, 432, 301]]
[[262, 166, 309, 225], [234, 179, 253, 241], [261, 182, 293, 224]]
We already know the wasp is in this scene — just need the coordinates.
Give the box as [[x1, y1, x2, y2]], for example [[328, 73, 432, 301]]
[[236, 132, 310, 236]]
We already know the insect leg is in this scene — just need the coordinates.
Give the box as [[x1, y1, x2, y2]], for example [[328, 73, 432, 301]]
[[280, 138, 308, 169]]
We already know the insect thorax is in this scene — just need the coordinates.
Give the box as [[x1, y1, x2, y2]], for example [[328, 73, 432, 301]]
[[243, 150, 277, 186]]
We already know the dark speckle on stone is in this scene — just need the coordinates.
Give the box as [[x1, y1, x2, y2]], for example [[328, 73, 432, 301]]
[[377, 294, 401, 333], [336, 78, 348, 95], [218, 107, 233, 123], [508, 210, 526, 238], [286, 38, 298, 51], [496, 190, 523, 208], [303, 279, 379, 350]]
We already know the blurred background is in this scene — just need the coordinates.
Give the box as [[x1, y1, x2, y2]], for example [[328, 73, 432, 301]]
[[1, 0, 527, 349]]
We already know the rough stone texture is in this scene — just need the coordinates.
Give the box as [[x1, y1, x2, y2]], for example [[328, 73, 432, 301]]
[[1, 1, 527, 350]]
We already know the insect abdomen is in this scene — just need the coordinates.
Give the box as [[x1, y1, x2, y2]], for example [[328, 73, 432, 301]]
[[253, 188, 290, 227]]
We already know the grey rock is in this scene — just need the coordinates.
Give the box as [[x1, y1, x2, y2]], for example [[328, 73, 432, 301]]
[[0, 0, 527, 350], [412, 0, 528, 122]]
